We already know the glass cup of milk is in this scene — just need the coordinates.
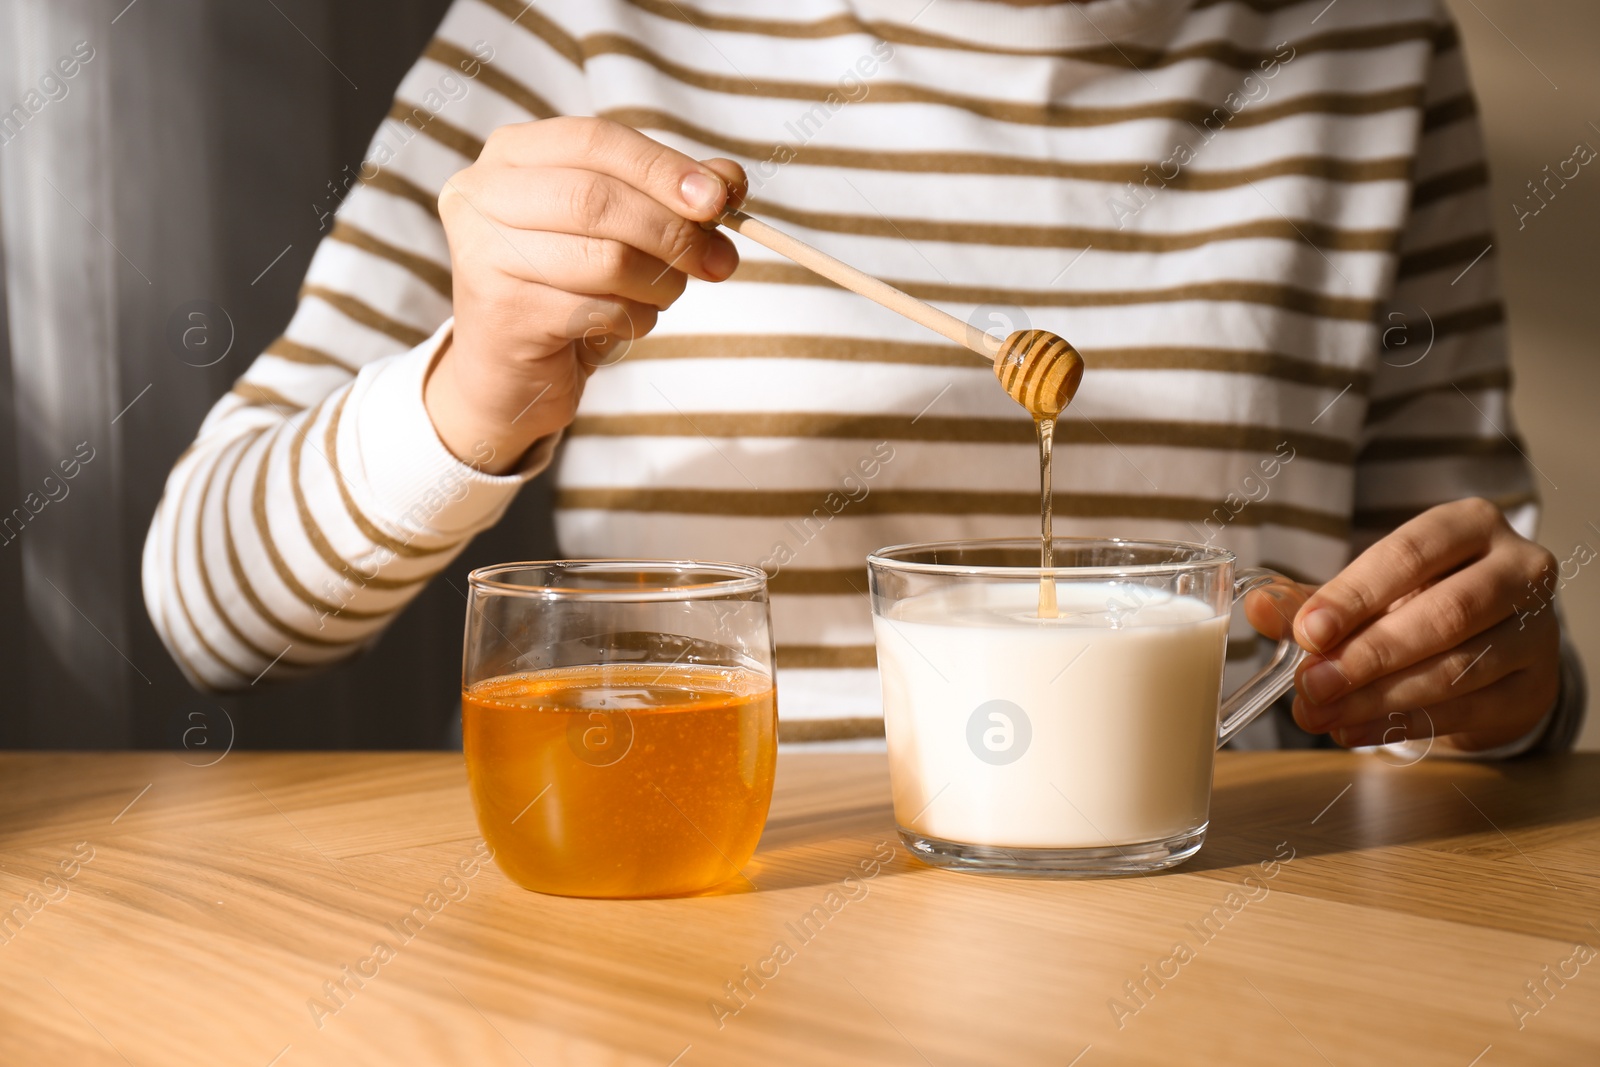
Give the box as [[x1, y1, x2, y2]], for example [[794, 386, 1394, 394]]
[[868, 537, 1305, 876]]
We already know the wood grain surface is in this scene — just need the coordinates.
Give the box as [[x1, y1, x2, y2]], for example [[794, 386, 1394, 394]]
[[1, 750, 1597, 1065]]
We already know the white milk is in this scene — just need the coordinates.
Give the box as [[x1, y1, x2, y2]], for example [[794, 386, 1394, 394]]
[[874, 580, 1229, 849]]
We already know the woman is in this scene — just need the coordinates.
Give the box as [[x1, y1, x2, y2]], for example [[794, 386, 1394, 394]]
[[143, 0, 1583, 753]]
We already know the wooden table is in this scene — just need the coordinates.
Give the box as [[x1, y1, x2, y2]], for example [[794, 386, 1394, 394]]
[[2, 751, 1597, 1065]]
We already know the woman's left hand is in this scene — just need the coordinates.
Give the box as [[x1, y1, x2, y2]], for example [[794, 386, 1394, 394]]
[[1244, 497, 1562, 751]]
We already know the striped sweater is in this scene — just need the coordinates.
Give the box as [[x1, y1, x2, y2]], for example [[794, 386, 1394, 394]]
[[143, 0, 1548, 742]]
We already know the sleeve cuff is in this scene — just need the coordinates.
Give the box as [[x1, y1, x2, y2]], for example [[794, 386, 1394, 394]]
[[342, 320, 560, 538]]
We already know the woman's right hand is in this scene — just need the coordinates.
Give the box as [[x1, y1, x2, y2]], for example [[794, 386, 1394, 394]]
[[426, 117, 746, 474]]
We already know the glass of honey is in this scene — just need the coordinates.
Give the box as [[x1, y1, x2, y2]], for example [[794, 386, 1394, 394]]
[[461, 560, 777, 898]]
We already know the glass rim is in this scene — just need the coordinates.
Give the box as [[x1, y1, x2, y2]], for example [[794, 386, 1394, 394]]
[[467, 559, 768, 602], [867, 536, 1236, 579]]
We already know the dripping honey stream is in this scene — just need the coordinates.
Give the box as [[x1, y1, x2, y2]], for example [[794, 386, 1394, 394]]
[[1036, 417, 1057, 618]]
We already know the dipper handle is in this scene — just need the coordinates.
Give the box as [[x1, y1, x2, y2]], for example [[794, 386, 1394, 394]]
[[717, 209, 1085, 418]]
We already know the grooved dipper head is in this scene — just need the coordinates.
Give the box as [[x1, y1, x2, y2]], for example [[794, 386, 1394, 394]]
[[993, 329, 1085, 419]]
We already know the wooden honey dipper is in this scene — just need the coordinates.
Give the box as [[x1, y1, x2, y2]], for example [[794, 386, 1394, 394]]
[[715, 209, 1085, 418]]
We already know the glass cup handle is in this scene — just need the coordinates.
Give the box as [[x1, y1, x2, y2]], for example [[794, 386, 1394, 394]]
[[1216, 567, 1308, 749]]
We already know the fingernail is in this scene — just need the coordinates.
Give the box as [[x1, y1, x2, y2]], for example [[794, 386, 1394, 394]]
[[1298, 660, 1345, 705], [702, 238, 737, 280], [680, 172, 722, 213], [1299, 608, 1340, 651]]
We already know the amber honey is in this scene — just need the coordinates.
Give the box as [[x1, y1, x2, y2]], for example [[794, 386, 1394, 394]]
[[462, 663, 777, 898]]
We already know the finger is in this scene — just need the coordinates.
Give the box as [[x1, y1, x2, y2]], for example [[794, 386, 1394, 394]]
[[1326, 667, 1555, 750], [1326, 705, 1435, 750], [448, 166, 738, 283], [1291, 613, 1531, 734], [543, 291, 658, 346], [469, 281, 660, 357], [561, 293, 659, 372], [1294, 556, 1512, 704], [576, 332, 624, 374], [1243, 578, 1315, 641], [1328, 705, 1445, 750], [1293, 497, 1504, 654], [481, 116, 736, 221], [1295, 527, 1557, 706], [475, 228, 689, 309]]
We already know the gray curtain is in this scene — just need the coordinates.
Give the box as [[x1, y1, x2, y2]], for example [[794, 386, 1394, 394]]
[[0, 0, 555, 749]]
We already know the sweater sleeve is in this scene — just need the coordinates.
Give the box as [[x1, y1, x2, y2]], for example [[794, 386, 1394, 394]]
[[141, 7, 563, 691]]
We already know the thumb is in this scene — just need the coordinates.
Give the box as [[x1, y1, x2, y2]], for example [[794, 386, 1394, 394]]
[[699, 157, 749, 213]]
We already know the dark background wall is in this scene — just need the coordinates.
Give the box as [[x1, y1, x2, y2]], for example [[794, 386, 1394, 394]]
[[0, 0, 554, 751], [0, 0, 1594, 750]]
